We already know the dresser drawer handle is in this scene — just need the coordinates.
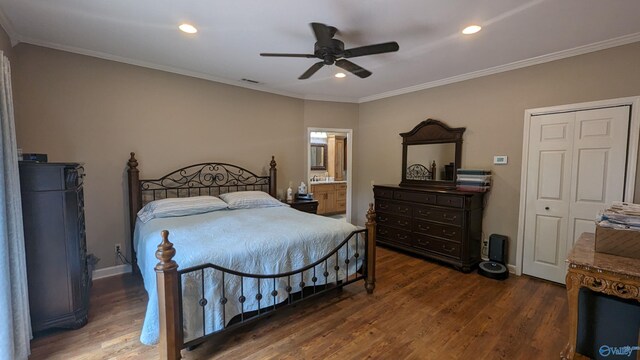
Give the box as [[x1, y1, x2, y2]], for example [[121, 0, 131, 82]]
[[442, 244, 455, 253], [418, 224, 430, 231], [418, 210, 431, 216], [397, 220, 409, 226], [397, 234, 408, 240], [442, 214, 457, 221], [398, 207, 409, 214], [417, 239, 430, 245], [379, 216, 388, 222], [379, 229, 388, 235], [379, 203, 389, 209], [442, 230, 456, 237]]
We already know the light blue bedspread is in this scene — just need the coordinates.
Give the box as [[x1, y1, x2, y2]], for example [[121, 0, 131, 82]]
[[134, 207, 362, 345]]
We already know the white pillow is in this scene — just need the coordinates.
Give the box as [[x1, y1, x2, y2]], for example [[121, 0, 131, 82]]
[[137, 196, 228, 223], [219, 191, 286, 209]]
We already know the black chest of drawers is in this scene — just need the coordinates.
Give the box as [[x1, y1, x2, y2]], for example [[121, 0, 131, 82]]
[[19, 162, 89, 331], [373, 185, 483, 272]]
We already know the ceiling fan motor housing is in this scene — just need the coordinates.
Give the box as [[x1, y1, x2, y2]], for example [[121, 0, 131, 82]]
[[315, 39, 344, 64]]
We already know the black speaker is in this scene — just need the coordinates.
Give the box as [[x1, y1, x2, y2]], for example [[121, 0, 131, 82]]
[[488, 234, 508, 264], [478, 234, 509, 280]]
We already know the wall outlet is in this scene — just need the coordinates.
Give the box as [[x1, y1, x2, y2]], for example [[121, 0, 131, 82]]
[[115, 243, 121, 255], [481, 238, 489, 260]]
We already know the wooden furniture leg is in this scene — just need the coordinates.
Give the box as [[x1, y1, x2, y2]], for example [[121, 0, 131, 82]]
[[561, 271, 583, 359]]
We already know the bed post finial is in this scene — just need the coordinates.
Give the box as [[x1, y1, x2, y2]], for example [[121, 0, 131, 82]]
[[365, 203, 377, 294], [155, 230, 177, 271], [127, 152, 141, 274], [155, 230, 182, 360], [269, 155, 277, 197], [128, 152, 138, 169]]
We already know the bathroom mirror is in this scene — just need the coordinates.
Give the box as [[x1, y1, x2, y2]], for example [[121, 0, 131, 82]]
[[310, 143, 328, 170], [400, 119, 465, 188]]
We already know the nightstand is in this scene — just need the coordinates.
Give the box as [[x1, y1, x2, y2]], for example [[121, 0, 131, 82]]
[[287, 198, 319, 214]]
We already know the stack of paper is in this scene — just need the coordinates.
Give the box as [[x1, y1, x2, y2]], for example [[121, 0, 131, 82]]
[[456, 169, 491, 192], [597, 201, 640, 230]]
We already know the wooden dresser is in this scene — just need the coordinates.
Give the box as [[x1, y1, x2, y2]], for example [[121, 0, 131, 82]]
[[19, 162, 89, 331], [373, 185, 483, 272]]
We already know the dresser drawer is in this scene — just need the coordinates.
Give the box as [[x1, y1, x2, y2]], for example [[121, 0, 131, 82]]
[[374, 187, 394, 199], [336, 183, 347, 190], [393, 190, 436, 204], [413, 205, 463, 227], [412, 220, 462, 242], [377, 213, 411, 229], [414, 235, 461, 259], [375, 200, 411, 217], [377, 225, 411, 247], [337, 189, 346, 201], [436, 195, 464, 208]]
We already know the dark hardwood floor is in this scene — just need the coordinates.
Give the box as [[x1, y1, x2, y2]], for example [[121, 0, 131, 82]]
[[30, 247, 568, 359]]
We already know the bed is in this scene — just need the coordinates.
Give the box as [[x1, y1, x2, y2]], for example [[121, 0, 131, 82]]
[[126, 153, 377, 359]]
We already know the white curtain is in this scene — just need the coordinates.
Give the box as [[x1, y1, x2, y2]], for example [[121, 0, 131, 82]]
[[0, 52, 31, 359]]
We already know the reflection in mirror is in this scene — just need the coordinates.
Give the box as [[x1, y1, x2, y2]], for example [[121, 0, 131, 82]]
[[310, 143, 327, 170], [406, 143, 456, 181]]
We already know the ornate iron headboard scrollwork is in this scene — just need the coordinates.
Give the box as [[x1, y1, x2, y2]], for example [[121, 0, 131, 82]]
[[139, 162, 272, 206], [126, 152, 278, 272], [406, 163, 435, 181]]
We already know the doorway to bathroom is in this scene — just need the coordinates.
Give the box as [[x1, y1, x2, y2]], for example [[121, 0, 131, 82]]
[[307, 128, 353, 223]]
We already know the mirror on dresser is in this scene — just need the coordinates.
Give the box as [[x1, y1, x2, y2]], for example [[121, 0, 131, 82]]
[[400, 119, 465, 188]]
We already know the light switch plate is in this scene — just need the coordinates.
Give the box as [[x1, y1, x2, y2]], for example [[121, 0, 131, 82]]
[[494, 155, 508, 165]]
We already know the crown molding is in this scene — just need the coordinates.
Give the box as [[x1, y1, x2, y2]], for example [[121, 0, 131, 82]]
[[357, 32, 640, 103], [17, 36, 357, 103]]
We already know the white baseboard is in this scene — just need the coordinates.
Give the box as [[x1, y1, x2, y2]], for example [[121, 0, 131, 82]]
[[92, 264, 132, 280], [507, 264, 517, 274]]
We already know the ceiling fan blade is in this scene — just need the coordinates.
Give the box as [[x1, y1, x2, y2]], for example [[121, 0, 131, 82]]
[[260, 53, 316, 58], [299, 62, 325, 79], [335, 59, 372, 78], [311, 22, 335, 47], [343, 41, 399, 58]]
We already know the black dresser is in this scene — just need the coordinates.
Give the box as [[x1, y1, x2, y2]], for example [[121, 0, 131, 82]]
[[19, 162, 89, 331], [373, 185, 483, 272]]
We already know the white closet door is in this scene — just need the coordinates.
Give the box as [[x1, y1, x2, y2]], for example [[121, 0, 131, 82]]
[[523, 106, 630, 283], [523, 112, 575, 283], [568, 107, 630, 246]]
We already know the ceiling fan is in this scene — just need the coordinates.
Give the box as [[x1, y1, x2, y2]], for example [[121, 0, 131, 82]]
[[260, 22, 399, 80]]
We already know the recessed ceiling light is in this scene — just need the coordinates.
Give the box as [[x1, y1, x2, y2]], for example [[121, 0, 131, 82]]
[[334, 72, 346, 78], [462, 25, 482, 35], [179, 24, 198, 34]]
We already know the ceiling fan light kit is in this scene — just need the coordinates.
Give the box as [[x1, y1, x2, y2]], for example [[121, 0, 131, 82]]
[[260, 22, 399, 80]]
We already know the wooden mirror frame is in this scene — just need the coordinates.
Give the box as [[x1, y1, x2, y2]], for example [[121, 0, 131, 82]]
[[310, 143, 328, 171], [400, 119, 465, 188]]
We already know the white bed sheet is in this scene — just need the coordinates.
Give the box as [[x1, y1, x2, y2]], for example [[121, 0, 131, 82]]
[[134, 206, 363, 345]]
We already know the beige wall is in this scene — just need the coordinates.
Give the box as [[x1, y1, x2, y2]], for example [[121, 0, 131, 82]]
[[12, 44, 358, 269], [355, 42, 640, 266]]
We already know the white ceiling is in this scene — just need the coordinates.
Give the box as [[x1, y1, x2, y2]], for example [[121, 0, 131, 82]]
[[1, 0, 639, 103]]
